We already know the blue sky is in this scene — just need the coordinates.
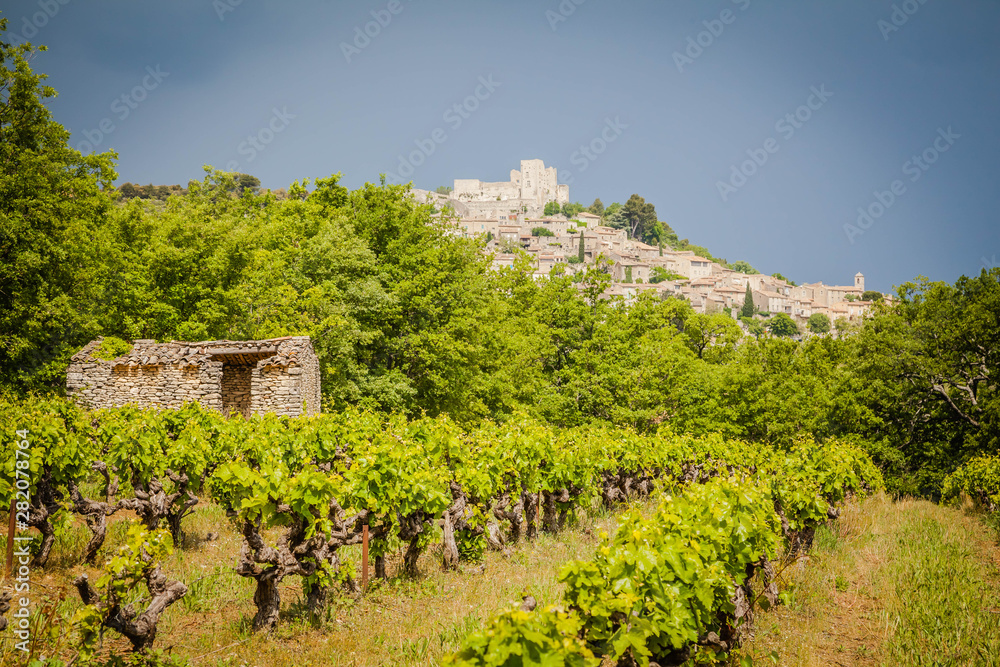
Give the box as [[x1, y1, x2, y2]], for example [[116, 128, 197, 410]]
[[4, 0, 999, 292]]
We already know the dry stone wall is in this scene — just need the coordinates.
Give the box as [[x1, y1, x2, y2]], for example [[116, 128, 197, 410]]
[[67, 336, 321, 418]]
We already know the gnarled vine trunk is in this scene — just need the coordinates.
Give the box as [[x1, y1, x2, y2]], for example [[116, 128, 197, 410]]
[[120, 470, 199, 544], [0, 591, 11, 632], [522, 491, 540, 540], [442, 482, 469, 570], [493, 490, 524, 544], [68, 461, 124, 563], [74, 562, 187, 651], [541, 489, 570, 534], [27, 469, 63, 567]]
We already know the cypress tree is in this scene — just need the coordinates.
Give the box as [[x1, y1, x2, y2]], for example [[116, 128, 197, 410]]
[[578, 230, 585, 263], [741, 284, 755, 319]]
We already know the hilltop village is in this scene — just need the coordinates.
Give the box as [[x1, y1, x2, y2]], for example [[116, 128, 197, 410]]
[[412, 159, 876, 333]]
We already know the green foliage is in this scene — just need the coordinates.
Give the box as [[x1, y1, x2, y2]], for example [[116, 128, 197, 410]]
[[649, 267, 684, 284], [853, 270, 1000, 495], [806, 313, 831, 335], [622, 194, 660, 244], [682, 313, 742, 361], [436, 185, 453, 195], [767, 313, 799, 338], [0, 26, 118, 390], [446, 605, 599, 667], [862, 290, 883, 303], [73, 525, 179, 661], [235, 173, 261, 194], [771, 273, 796, 286], [94, 336, 133, 361], [942, 455, 1000, 510], [730, 261, 759, 275], [577, 230, 586, 263], [562, 202, 586, 220], [603, 202, 626, 231], [543, 201, 561, 217], [560, 478, 778, 663], [740, 317, 764, 339], [530, 226, 555, 237], [118, 183, 188, 201], [588, 198, 604, 217], [450, 440, 882, 666]]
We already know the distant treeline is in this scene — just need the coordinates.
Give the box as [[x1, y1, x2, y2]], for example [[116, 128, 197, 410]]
[[117, 174, 260, 201], [118, 182, 187, 201]]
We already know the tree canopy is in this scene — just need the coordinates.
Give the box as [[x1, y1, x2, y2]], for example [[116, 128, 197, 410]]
[[622, 194, 660, 244], [807, 312, 831, 334], [767, 313, 799, 338]]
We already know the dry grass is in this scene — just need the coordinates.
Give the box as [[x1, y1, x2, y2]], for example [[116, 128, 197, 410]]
[[1, 498, 655, 666], [737, 494, 1000, 667], [7, 493, 1000, 666]]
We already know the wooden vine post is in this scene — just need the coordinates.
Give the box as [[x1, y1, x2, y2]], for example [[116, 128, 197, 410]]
[[361, 523, 369, 591]]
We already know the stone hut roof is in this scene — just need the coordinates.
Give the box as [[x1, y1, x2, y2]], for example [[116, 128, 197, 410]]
[[72, 336, 314, 368]]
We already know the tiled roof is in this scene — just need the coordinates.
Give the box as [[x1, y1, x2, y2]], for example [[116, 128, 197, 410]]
[[72, 336, 313, 368]]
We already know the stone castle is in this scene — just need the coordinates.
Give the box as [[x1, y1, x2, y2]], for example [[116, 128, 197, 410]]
[[67, 336, 321, 418], [449, 158, 569, 219]]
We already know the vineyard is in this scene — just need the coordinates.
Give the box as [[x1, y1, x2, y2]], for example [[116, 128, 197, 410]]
[[0, 396, 884, 665]]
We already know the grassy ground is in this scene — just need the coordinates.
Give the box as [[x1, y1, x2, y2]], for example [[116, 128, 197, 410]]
[[0, 499, 648, 667], [5, 494, 1000, 666], [737, 494, 1000, 667]]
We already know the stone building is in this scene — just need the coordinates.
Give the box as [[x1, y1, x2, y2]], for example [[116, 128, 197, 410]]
[[451, 159, 569, 218], [67, 336, 321, 418]]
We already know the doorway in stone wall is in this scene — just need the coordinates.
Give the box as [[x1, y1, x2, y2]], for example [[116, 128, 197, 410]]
[[221, 363, 253, 418], [209, 345, 278, 419]]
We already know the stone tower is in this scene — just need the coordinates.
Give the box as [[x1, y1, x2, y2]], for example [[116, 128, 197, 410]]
[[855, 272, 865, 293]]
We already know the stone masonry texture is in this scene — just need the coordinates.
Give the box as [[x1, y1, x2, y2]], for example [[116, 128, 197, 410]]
[[67, 336, 321, 418]]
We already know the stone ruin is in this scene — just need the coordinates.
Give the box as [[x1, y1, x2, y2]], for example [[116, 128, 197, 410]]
[[67, 336, 321, 418]]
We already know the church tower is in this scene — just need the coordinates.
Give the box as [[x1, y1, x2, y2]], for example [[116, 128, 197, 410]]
[[855, 272, 865, 293]]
